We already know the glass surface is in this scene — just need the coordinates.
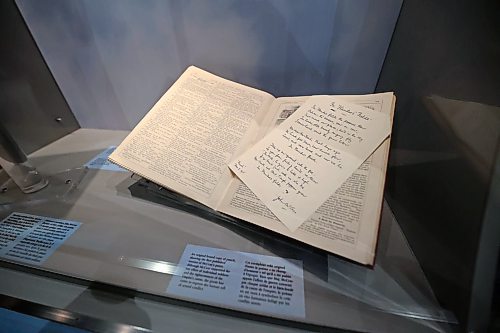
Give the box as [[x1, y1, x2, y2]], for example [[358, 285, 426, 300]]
[[0, 123, 49, 193], [0, 159, 48, 194], [1, 0, 499, 332], [377, 0, 500, 332], [0, 129, 457, 332]]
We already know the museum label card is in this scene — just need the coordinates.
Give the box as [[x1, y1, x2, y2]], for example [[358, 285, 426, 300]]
[[167, 244, 305, 318], [0, 212, 81, 265]]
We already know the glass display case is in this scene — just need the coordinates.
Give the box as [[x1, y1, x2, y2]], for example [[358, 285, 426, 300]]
[[1, 1, 498, 332]]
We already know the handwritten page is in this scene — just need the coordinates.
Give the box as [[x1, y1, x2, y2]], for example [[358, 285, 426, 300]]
[[229, 96, 391, 231]]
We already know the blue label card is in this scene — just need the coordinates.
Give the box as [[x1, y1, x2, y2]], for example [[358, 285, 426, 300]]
[[85, 146, 127, 172], [0, 308, 90, 333], [167, 245, 305, 318], [0, 212, 81, 265]]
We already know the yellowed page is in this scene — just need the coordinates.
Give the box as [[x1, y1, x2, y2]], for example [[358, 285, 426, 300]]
[[109, 66, 275, 209], [219, 93, 395, 265]]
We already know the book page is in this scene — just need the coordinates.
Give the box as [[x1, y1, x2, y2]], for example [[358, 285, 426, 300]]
[[229, 96, 391, 231], [109, 66, 275, 208], [219, 93, 395, 265]]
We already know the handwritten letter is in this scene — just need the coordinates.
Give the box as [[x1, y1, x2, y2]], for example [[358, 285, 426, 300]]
[[229, 96, 391, 231]]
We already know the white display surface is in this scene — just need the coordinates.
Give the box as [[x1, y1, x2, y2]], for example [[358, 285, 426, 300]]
[[0, 129, 456, 332]]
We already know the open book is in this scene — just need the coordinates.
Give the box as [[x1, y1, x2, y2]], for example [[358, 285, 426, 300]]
[[109, 66, 395, 265]]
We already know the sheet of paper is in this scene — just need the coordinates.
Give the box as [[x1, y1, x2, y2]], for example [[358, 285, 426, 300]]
[[86, 146, 127, 172], [167, 244, 305, 318], [0, 212, 81, 265], [230, 96, 391, 231]]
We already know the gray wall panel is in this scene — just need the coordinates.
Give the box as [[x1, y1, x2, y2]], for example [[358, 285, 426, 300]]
[[0, 1, 79, 154]]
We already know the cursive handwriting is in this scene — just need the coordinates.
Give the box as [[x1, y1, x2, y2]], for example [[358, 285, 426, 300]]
[[272, 196, 297, 214], [233, 160, 247, 173], [254, 143, 316, 195], [282, 126, 344, 169], [293, 103, 373, 147]]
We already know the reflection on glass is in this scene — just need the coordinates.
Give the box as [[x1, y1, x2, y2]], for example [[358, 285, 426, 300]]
[[424, 95, 500, 181]]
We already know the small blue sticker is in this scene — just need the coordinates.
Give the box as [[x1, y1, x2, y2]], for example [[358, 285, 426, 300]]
[[167, 245, 305, 318], [0, 212, 81, 265], [84, 146, 127, 172]]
